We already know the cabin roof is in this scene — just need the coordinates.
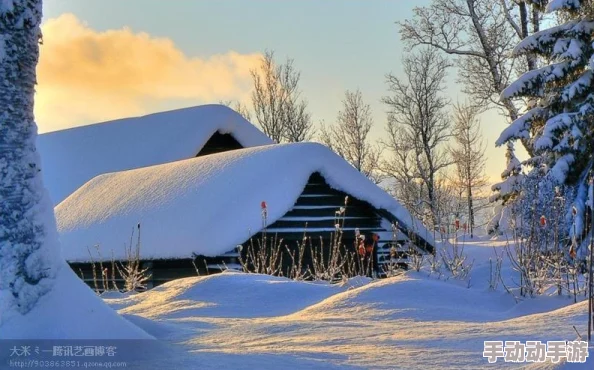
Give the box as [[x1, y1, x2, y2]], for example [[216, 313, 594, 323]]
[[37, 104, 273, 204], [56, 142, 435, 262]]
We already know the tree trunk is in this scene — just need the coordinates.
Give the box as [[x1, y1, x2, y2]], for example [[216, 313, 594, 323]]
[[0, 0, 59, 314], [427, 176, 437, 228], [519, 1, 537, 71], [468, 184, 474, 238], [531, 4, 540, 34]]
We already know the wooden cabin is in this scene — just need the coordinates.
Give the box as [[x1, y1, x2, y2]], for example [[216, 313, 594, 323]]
[[57, 143, 435, 290], [69, 172, 432, 289]]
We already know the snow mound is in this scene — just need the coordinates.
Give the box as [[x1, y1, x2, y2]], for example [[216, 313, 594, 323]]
[[106, 271, 360, 319], [290, 272, 579, 325], [56, 142, 434, 262], [37, 104, 272, 204], [103, 265, 591, 369], [288, 275, 515, 322], [0, 263, 152, 339]]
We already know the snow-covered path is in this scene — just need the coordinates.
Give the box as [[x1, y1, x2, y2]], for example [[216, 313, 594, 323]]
[[103, 238, 592, 369]]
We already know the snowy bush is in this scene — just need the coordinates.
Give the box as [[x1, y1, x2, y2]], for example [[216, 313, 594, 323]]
[[86, 224, 151, 293], [428, 252, 443, 280], [116, 224, 151, 292], [237, 201, 289, 277], [503, 189, 590, 300], [440, 238, 474, 281]]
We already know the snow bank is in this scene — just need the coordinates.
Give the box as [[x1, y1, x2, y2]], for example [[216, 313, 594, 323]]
[[291, 258, 575, 324], [37, 104, 272, 204], [0, 263, 151, 339], [107, 271, 363, 320], [56, 142, 434, 262], [101, 247, 591, 369]]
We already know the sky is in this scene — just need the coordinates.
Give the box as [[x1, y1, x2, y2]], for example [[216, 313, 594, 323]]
[[39, 0, 512, 181]]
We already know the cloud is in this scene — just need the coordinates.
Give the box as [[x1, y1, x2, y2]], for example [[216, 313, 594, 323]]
[[35, 14, 261, 132]]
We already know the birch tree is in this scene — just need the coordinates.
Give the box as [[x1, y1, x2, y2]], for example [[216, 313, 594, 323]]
[[382, 127, 424, 221], [382, 48, 452, 227], [0, 0, 60, 314], [320, 89, 381, 182], [450, 102, 488, 237], [250, 50, 314, 143]]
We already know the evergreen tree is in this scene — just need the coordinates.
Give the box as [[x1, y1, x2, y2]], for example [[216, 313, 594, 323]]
[[488, 143, 524, 234], [497, 0, 594, 239], [0, 0, 60, 315], [491, 143, 524, 205]]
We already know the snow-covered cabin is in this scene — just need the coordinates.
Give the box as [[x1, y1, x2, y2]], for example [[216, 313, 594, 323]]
[[37, 105, 273, 204], [56, 143, 435, 288]]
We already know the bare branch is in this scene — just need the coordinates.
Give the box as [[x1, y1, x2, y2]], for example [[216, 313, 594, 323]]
[[321, 89, 381, 183], [250, 50, 314, 143], [382, 48, 453, 227]]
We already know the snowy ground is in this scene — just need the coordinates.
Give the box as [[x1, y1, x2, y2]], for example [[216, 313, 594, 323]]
[[94, 236, 593, 369]]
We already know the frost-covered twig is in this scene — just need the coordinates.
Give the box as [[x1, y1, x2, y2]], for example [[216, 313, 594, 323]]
[[116, 224, 151, 292], [440, 238, 473, 280]]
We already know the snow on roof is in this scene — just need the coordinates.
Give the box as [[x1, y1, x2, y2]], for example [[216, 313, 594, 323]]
[[37, 104, 273, 204], [55, 142, 435, 262]]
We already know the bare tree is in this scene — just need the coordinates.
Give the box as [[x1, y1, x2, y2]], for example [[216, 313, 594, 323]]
[[320, 89, 381, 182], [219, 100, 252, 122], [434, 175, 466, 231], [282, 94, 312, 142], [382, 128, 424, 221], [450, 102, 488, 238], [399, 0, 545, 153], [382, 48, 452, 227], [399, 0, 549, 230], [250, 50, 314, 143]]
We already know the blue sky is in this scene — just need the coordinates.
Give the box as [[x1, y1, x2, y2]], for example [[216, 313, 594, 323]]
[[41, 0, 509, 181]]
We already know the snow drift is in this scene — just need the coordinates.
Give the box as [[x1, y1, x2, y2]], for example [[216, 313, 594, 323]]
[[111, 271, 370, 320], [0, 263, 151, 339], [101, 246, 591, 369]]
